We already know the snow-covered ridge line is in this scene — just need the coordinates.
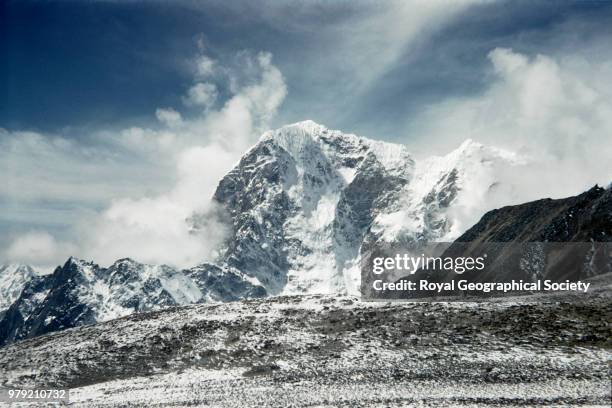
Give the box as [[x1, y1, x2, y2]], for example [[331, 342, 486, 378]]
[[0, 256, 266, 346]]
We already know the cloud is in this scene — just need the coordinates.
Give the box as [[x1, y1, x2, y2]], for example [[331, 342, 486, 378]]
[[410, 47, 612, 203], [4, 231, 77, 272], [75, 50, 287, 268], [207, 0, 482, 93], [183, 82, 218, 108], [194, 55, 217, 78], [1, 49, 287, 269], [327, 0, 483, 91], [155, 107, 183, 127], [79, 144, 235, 268], [0, 129, 168, 205]]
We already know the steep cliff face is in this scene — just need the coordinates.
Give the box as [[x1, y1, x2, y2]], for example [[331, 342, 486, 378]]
[[0, 264, 39, 315], [201, 121, 523, 295]]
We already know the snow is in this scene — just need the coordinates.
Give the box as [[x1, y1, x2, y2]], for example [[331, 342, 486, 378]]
[[154, 266, 203, 304], [366, 139, 413, 178], [0, 292, 608, 407], [0, 264, 40, 311], [252, 122, 527, 295]]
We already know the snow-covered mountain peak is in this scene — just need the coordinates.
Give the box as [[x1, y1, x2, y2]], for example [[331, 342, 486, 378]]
[[270, 119, 328, 137], [113, 257, 139, 266], [209, 121, 420, 295], [64, 256, 95, 270], [444, 138, 525, 167], [206, 123, 527, 296], [0, 264, 39, 312], [262, 120, 360, 157], [259, 120, 413, 181]]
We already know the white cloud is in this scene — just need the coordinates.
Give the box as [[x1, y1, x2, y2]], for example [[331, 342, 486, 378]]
[[199, 51, 287, 151], [195, 55, 217, 78], [4, 231, 77, 272], [1, 50, 287, 269], [0, 129, 168, 205], [333, 0, 482, 90], [183, 82, 218, 108], [118, 126, 177, 153], [213, 0, 482, 96], [76, 51, 287, 268], [155, 107, 183, 127], [80, 145, 235, 267], [411, 47, 612, 203]]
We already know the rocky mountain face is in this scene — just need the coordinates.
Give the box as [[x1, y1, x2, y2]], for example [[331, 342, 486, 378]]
[[0, 258, 265, 346], [0, 264, 39, 318], [445, 184, 612, 283], [195, 121, 523, 295], [384, 185, 612, 298], [456, 184, 612, 243]]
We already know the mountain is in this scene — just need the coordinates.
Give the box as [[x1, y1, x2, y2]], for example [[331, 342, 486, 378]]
[[382, 185, 612, 299], [456, 184, 612, 243], [0, 264, 39, 317], [0, 258, 265, 346], [444, 184, 612, 283], [193, 120, 523, 295], [0, 120, 524, 345]]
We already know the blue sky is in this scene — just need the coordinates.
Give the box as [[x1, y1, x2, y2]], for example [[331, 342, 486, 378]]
[[1, 0, 612, 268], [3, 0, 611, 138]]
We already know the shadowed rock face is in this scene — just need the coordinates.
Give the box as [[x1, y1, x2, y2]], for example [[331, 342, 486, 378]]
[[384, 185, 612, 298], [456, 185, 612, 243], [445, 185, 612, 284]]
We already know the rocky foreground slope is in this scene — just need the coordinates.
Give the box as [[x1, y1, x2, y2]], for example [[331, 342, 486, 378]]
[[0, 283, 610, 407]]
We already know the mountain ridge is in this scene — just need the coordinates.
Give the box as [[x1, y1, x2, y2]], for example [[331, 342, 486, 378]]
[[198, 120, 523, 296], [0, 256, 265, 346]]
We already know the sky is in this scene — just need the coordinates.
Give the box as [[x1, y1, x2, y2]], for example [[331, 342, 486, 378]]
[[1, 0, 612, 269]]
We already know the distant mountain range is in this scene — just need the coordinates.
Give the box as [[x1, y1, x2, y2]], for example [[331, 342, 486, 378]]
[[0, 121, 609, 346], [0, 259, 264, 346]]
